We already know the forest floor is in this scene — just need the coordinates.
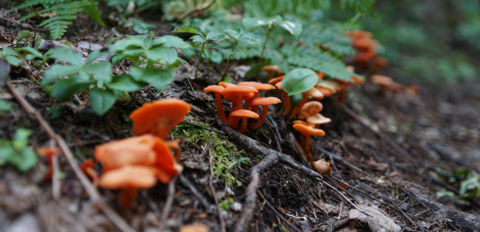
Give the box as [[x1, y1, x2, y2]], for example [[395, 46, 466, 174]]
[[1, 12, 480, 232]]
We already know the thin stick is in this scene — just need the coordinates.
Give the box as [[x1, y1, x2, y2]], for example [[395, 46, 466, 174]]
[[259, 193, 302, 232], [158, 177, 177, 231], [6, 80, 134, 232], [179, 175, 211, 209], [209, 146, 227, 232], [52, 155, 60, 199]]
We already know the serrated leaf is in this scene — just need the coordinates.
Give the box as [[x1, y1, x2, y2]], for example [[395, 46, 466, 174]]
[[109, 38, 145, 52], [41, 64, 82, 85], [51, 73, 92, 100], [86, 50, 110, 64], [130, 67, 175, 90], [83, 62, 112, 86], [47, 47, 83, 66], [152, 35, 191, 49], [89, 88, 118, 115], [107, 74, 145, 91], [145, 47, 179, 65], [282, 68, 318, 95]]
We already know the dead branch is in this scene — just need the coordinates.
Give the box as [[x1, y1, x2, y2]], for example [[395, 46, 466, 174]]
[[6, 80, 135, 232], [179, 175, 211, 209], [158, 177, 177, 232]]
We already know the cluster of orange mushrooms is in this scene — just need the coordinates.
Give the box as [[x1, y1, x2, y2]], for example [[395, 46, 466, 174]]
[[348, 30, 388, 74], [204, 81, 281, 133], [82, 98, 190, 210]]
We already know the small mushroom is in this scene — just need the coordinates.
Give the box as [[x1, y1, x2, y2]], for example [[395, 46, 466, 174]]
[[371, 75, 404, 93], [37, 146, 60, 179], [222, 85, 257, 127], [249, 97, 281, 129], [203, 85, 227, 122], [99, 165, 157, 211], [273, 81, 291, 116], [262, 65, 282, 80], [289, 88, 324, 119], [229, 109, 259, 133], [81, 159, 99, 185], [298, 101, 323, 120], [130, 98, 191, 139], [237, 81, 275, 109], [312, 159, 332, 175], [293, 123, 325, 161]]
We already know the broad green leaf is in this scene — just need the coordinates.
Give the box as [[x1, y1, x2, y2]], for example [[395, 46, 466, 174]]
[[5, 56, 20, 66], [242, 17, 280, 29], [282, 68, 318, 95], [89, 88, 118, 115], [86, 50, 110, 64], [13, 128, 31, 150], [47, 47, 83, 66], [130, 19, 155, 34], [0, 99, 11, 112], [0, 147, 14, 165], [107, 74, 145, 91], [278, 20, 302, 38], [225, 29, 241, 40], [121, 48, 145, 57], [12, 147, 38, 172], [83, 62, 112, 86], [41, 64, 82, 85], [2, 47, 18, 56], [191, 35, 206, 44], [239, 33, 263, 46], [206, 32, 223, 41], [173, 26, 200, 35], [109, 38, 145, 52], [152, 35, 191, 49], [146, 47, 179, 65], [51, 73, 92, 100], [18, 47, 42, 58], [130, 67, 175, 90]]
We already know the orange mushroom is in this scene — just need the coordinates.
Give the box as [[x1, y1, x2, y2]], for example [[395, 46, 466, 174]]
[[249, 97, 281, 129], [130, 98, 191, 139], [222, 85, 257, 127], [81, 159, 99, 185], [289, 87, 324, 119], [37, 146, 60, 179], [99, 165, 157, 211], [229, 109, 259, 133], [293, 123, 325, 161], [262, 65, 282, 80], [237, 81, 275, 109], [274, 81, 291, 117], [371, 75, 404, 93], [204, 85, 227, 122], [152, 138, 183, 183]]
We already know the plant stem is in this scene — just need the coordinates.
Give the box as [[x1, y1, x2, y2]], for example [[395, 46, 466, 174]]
[[221, 39, 239, 78], [260, 27, 272, 57], [194, 42, 206, 79]]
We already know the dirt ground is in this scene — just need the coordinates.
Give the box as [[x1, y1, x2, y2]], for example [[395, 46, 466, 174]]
[[1, 10, 480, 232]]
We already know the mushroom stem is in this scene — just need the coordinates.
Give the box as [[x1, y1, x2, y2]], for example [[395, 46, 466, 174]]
[[165, 140, 181, 163], [337, 90, 346, 103], [214, 93, 227, 122], [119, 187, 138, 211], [238, 117, 248, 133], [289, 95, 309, 119], [282, 93, 291, 116], [249, 105, 269, 130], [304, 135, 313, 161], [228, 98, 243, 128]]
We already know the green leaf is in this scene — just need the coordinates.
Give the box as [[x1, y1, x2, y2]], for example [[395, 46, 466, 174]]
[[107, 74, 145, 91], [47, 47, 83, 66], [86, 50, 109, 64], [173, 26, 200, 35], [89, 88, 118, 115], [282, 68, 318, 95], [191, 35, 206, 44], [12, 147, 38, 172], [152, 35, 191, 49], [0, 60, 10, 85], [50, 73, 92, 100], [130, 19, 155, 34], [206, 32, 224, 41], [278, 20, 302, 38], [41, 64, 82, 85], [0, 147, 15, 165], [109, 38, 145, 52], [5, 56, 20, 66], [130, 67, 175, 90], [18, 47, 43, 58], [83, 62, 112, 86], [242, 17, 280, 29], [146, 47, 179, 65], [2, 47, 18, 56], [0, 99, 12, 112], [13, 128, 31, 150]]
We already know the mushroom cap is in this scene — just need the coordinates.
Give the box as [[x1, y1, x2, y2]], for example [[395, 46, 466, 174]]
[[262, 65, 282, 73], [99, 166, 157, 189], [95, 135, 157, 171], [218, 81, 236, 88], [312, 159, 331, 175], [250, 97, 281, 106], [306, 113, 331, 125], [316, 72, 325, 79], [222, 85, 258, 100], [268, 75, 284, 84], [81, 159, 94, 171], [152, 138, 182, 183], [293, 124, 325, 136], [371, 75, 393, 85], [130, 98, 191, 139], [229, 109, 259, 119], [298, 101, 323, 119], [237, 82, 275, 91], [304, 88, 324, 100], [203, 85, 224, 93], [315, 82, 337, 96], [292, 120, 315, 127], [373, 57, 388, 67], [351, 76, 365, 84], [37, 147, 60, 158]]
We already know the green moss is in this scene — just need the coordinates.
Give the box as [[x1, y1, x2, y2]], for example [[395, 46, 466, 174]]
[[172, 122, 249, 187]]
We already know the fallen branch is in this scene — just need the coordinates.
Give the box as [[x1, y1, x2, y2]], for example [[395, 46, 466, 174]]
[[6, 80, 134, 232], [158, 177, 177, 231]]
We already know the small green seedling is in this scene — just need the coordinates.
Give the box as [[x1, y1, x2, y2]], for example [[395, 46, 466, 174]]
[[0, 128, 38, 172], [221, 29, 262, 78]]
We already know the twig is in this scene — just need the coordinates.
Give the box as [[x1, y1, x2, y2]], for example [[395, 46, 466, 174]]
[[332, 217, 350, 231], [179, 0, 217, 21], [259, 193, 302, 232], [209, 143, 227, 232], [336, 103, 414, 162], [6, 80, 134, 232], [315, 145, 364, 173], [179, 175, 211, 209], [52, 154, 60, 200], [158, 176, 177, 231]]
